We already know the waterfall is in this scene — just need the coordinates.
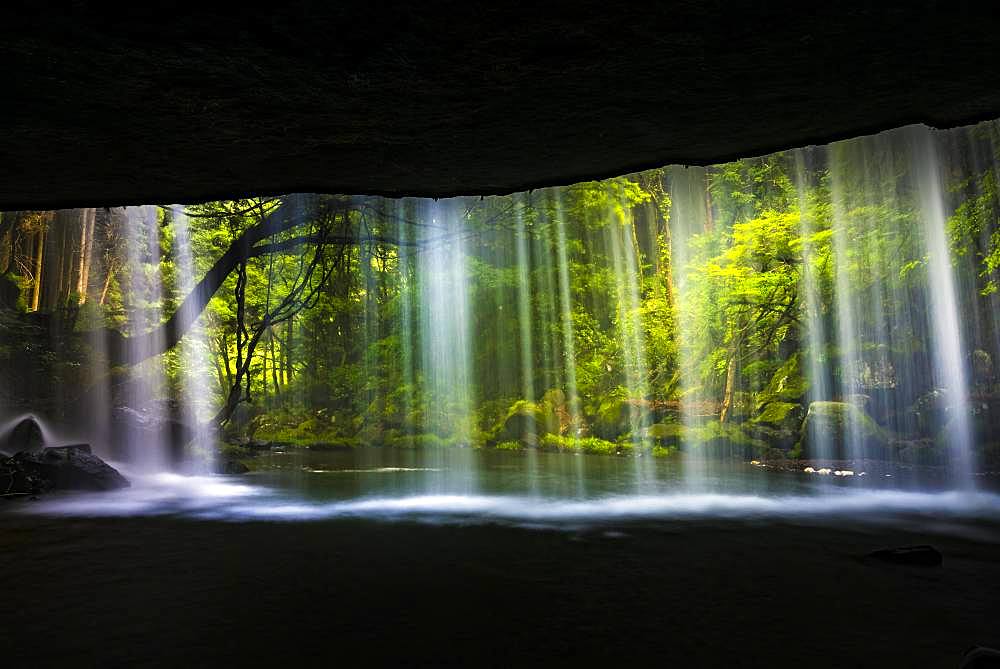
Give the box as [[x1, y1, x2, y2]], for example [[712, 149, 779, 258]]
[[3, 120, 997, 497], [909, 127, 975, 487], [417, 199, 477, 492], [397, 198, 417, 445], [514, 202, 536, 406], [667, 166, 714, 488], [170, 205, 216, 471], [120, 205, 170, 470], [604, 186, 653, 487], [552, 191, 582, 433], [793, 150, 834, 463]]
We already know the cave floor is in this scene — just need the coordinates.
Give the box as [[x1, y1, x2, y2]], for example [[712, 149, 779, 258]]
[[1, 512, 998, 667]]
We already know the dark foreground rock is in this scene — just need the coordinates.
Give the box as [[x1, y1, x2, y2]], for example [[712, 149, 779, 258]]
[[6, 444, 130, 492], [867, 544, 943, 567]]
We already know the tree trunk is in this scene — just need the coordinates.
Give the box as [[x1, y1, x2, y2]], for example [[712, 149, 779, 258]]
[[284, 318, 294, 385], [703, 170, 714, 233], [719, 349, 738, 424], [269, 326, 281, 401], [76, 208, 96, 302], [30, 229, 44, 311], [261, 335, 269, 408]]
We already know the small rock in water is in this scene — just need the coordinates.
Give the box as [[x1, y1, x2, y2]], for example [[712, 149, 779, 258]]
[[803, 466, 816, 474], [217, 459, 250, 475], [867, 544, 943, 567]]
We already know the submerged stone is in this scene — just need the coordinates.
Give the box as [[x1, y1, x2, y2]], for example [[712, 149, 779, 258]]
[[867, 544, 942, 567]]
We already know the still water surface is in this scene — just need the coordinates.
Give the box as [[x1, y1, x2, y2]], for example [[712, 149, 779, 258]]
[[14, 448, 1000, 536]]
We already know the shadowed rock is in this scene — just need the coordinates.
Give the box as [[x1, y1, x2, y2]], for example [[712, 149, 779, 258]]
[[10, 444, 130, 492], [3, 416, 45, 454], [867, 544, 943, 567]]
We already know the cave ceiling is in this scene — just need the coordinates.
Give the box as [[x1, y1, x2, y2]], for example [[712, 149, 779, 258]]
[[3, 2, 1000, 209]]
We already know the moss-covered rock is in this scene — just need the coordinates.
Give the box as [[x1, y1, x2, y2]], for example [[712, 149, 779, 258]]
[[748, 401, 804, 450], [384, 433, 454, 449], [753, 401, 803, 428], [0, 273, 22, 310], [592, 397, 652, 440], [491, 400, 557, 446], [755, 354, 808, 413], [799, 401, 887, 460], [910, 388, 955, 437], [935, 400, 1000, 467], [642, 422, 686, 447], [686, 421, 769, 458], [894, 438, 946, 467]]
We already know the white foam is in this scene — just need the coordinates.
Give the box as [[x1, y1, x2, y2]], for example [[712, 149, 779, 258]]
[[17, 474, 1000, 540]]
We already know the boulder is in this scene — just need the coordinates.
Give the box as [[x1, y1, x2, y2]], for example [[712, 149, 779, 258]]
[[593, 397, 652, 440], [971, 349, 994, 388], [10, 444, 130, 491], [749, 402, 804, 451], [3, 416, 45, 454], [493, 400, 555, 447], [867, 544, 942, 567], [687, 422, 769, 458], [909, 388, 952, 437], [754, 354, 808, 413], [642, 422, 685, 447], [752, 401, 804, 430], [799, 401, 887, 460]]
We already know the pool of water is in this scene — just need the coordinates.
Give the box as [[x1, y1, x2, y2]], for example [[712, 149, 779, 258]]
[[12, 448, 1000, 537]]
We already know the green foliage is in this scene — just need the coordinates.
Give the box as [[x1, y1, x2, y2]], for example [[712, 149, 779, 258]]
[[10, 126, 999, 467], [753, 402, 802, 427], [755, 355, 808, 412], [494, 440, 524, 451], [539, 434, 621, 455]]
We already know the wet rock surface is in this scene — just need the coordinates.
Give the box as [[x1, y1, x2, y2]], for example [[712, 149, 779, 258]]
[[867, 544, 943, 567], [4, 444, 130, 492]]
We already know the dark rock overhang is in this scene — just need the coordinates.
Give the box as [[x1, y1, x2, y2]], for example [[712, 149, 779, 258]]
[[3, 1, 1000, 209]]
